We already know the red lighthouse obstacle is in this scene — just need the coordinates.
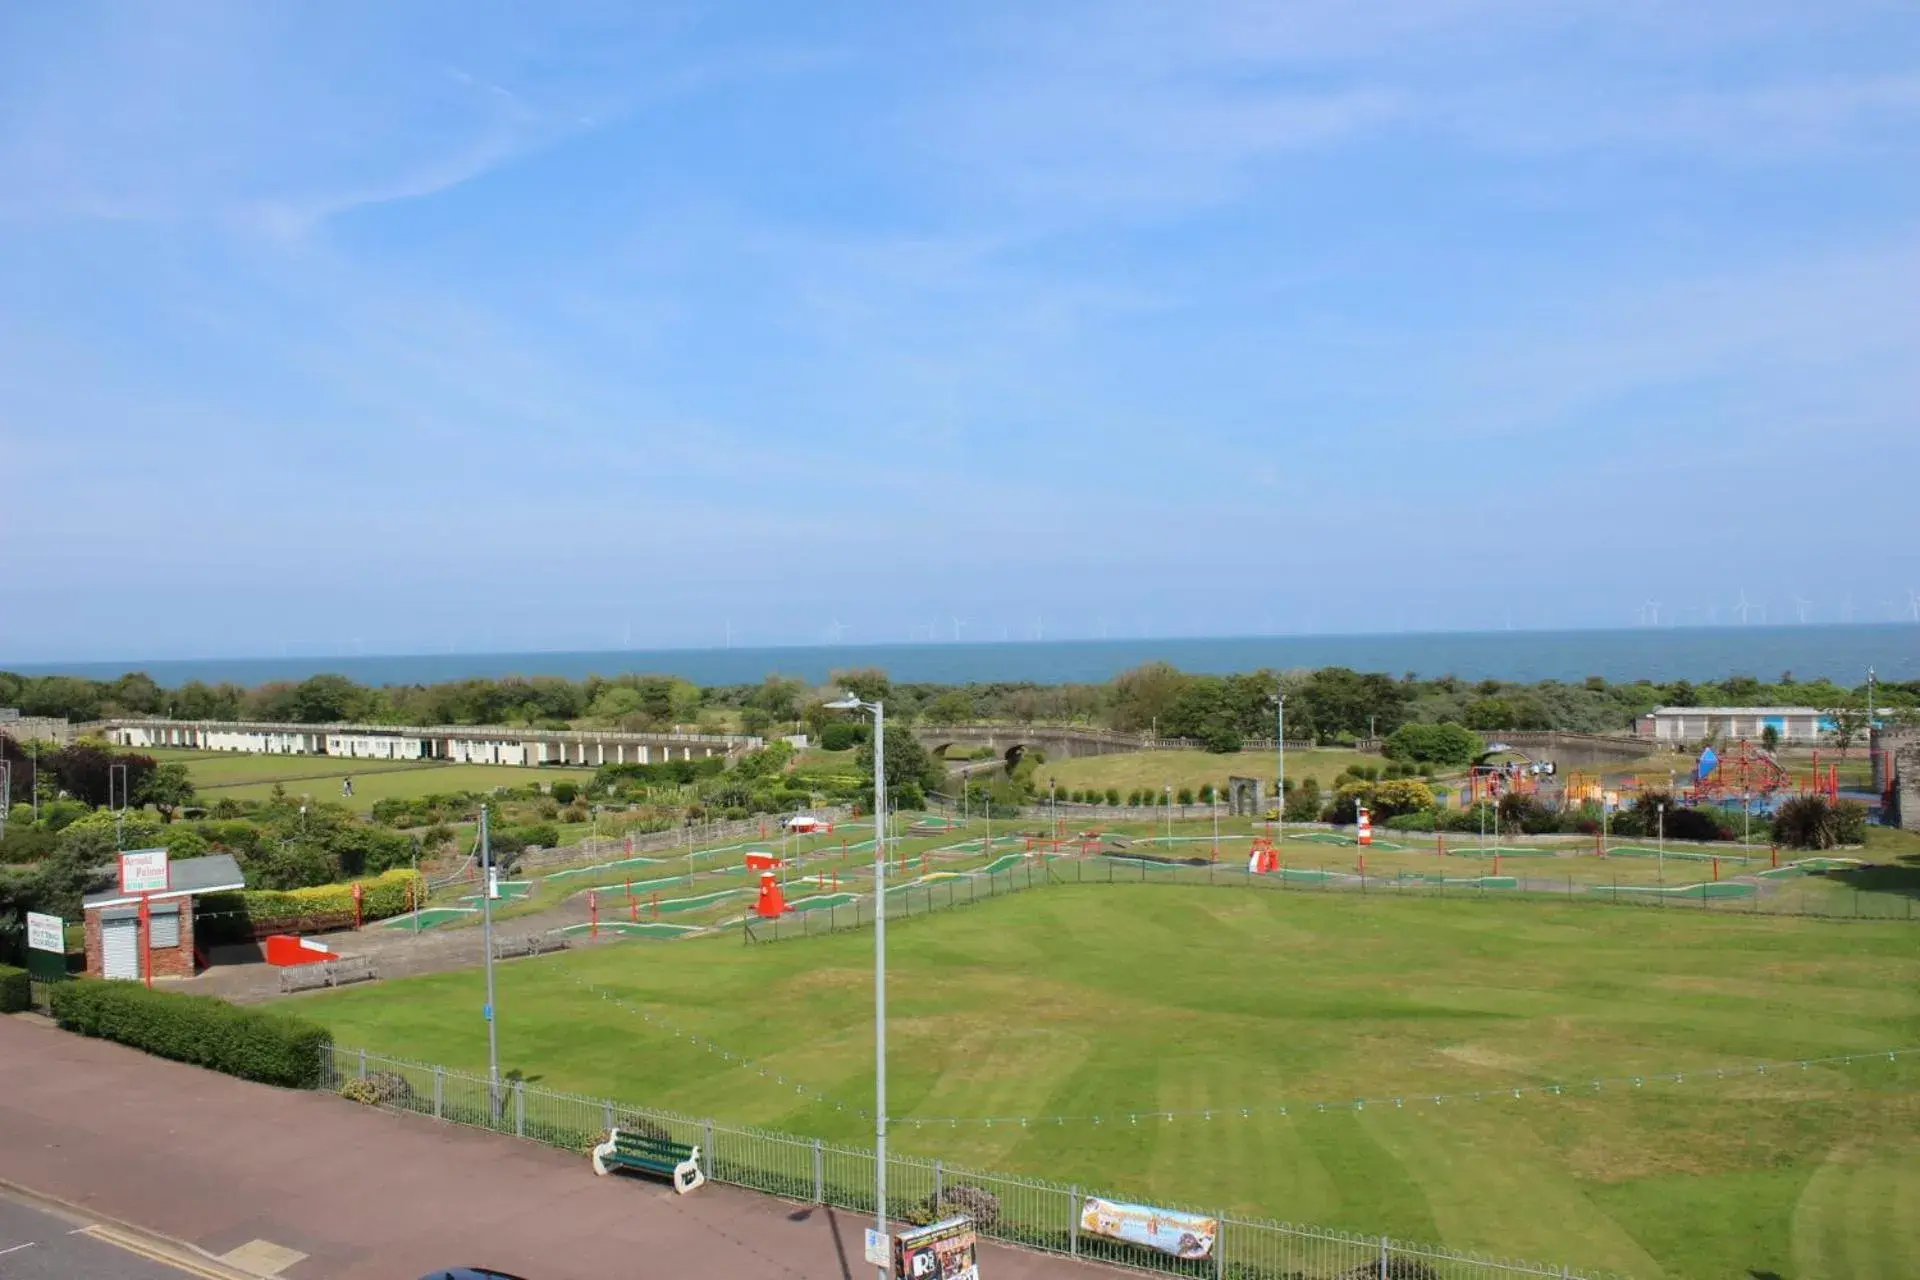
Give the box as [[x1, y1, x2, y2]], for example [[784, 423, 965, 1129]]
[[754, 870, 789, 918]]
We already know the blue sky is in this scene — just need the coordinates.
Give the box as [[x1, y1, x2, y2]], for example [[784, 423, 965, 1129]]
[[2, 1, 1917, 662]]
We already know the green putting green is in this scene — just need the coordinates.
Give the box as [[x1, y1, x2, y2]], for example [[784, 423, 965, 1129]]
[[568, 875, 693, 901], [652, 888, 747, 913], [1594, 881, 1758, 899], [380, 907, 477, 930], [546, 855, 663, 880], [787, 892, 858, 911], [457, 881, 535, 903], [559, 920, 699, 939]]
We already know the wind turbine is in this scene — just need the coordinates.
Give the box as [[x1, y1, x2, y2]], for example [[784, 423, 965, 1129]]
[[1908, 589, 1920, 623], [1733, 591, 1755, 625], [952, 617, 967, 642], [723, 619, 735, 649], [828, 619, 847, 644], [1792, 597, 1811, 625], [1645, 600, 1662, 627]]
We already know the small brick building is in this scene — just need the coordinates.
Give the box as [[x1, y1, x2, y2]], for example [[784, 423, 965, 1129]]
[[81, 853, 245, 982]]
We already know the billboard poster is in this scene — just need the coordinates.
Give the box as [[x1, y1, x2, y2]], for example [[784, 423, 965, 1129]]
[[119, 849, 170, 894], [1079, 1197, 1218, 1260], [27, 912, 63, 953], [893, 1215, 979, 1280]]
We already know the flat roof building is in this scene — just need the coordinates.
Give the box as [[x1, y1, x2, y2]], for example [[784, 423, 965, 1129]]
[[1634, 706, 1833, 745]]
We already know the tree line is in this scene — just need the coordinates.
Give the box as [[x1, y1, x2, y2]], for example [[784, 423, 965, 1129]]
[[4, 664, 1912, 751]]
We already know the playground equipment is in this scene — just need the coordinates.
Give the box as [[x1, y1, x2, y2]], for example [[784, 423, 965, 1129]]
[[1686, 741, 1792, 807], [753, 871, 789, 918], [1247, 838, 1279, 874], [1467, 763, 1538, 805], [745, 851, 784, 873]]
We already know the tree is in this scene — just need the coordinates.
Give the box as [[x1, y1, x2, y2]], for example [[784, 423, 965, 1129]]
[[1824, 705, 1868, 757], [288, 674, 373, 724], [1759, 724, 1781, 753], [739, 706, 774, 735], [1108, 662, 1191, 734], [51, 744, 157, 810], [136, 763, 196, 822], [856, 725, 945, 805], [832, 668, 892, 704], [1383, 722, 1483, 767], [922, 691, 975, 725]]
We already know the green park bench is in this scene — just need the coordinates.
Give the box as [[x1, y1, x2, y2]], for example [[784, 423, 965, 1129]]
[[590, 1127, 706, 1194]]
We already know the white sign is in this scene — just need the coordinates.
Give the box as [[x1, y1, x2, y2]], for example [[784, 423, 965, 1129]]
[[26, 912, 63, 953], [119, 848, 170, 894], [863, 1228, 892, 1269]]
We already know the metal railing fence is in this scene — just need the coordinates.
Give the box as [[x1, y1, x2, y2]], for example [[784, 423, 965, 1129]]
[[319, 1044, 1611, 1280]]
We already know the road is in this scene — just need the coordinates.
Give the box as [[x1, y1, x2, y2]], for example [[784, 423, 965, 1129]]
[[0, 1192, 215, 1279]]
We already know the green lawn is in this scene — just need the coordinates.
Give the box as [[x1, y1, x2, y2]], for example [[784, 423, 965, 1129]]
[[302, 884, 1920, 1278], [199, 763, 595, 812]]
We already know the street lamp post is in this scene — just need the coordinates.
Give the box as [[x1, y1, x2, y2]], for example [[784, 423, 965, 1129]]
[[1164, 784, 1173, 845], [826, 693, 889, 1278], [479, 805, 502, 1115], [1656, 802, 1666, 882], [1270, 693, 1286, 844]]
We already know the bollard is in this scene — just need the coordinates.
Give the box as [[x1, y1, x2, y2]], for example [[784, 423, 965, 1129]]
[[653, 892, 660, 920], [1713, 856, 1720, 882], [589, 890, 599, 939], [1771, 845, 1779, 869]]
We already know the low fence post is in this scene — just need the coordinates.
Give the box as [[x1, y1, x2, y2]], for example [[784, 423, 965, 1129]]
[[514, 1080, 525, 1137], [1378, 1235, 1389, 1279], [704, 1119, 715, 1168], [813, 1139, 825, 1204], [1214, 1212, 1225, 1279], [604, 1102, 615, 1132], [1068, 1186, 1079, 1257], [432, 1067, 443, 1120], [357, 1048, 367, 1080], [933, 1160, 943, 1204]]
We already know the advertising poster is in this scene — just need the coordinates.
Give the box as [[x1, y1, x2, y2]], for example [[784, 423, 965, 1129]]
[[893, 1215, 980, 1280], [1080, 1197, 1218, 1260], [26, 912, 63, 953]]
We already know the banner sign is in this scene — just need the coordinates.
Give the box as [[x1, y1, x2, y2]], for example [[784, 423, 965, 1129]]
[[863, 1229, 892, 1269], [119, 849, 170, 894], [893, 1215, 979, 1280], [27, 912, 63, 953], [1079, 1197, 1218, 1260]]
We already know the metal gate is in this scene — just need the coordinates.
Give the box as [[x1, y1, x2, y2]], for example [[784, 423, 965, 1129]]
[[101, 915, 140, 980]]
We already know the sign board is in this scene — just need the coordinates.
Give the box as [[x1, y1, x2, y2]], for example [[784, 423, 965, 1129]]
[[27, 911, 64, 953], [893, 1216, 977, 1280], [863, 1229, 892, 1270], [1079, 1197, 1217, 1261], [118, 849, 170, 894]]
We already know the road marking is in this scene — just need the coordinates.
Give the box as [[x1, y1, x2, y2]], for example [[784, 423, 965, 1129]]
[[81, 1225, 249, 1279], [0, 1241, 38, 1256]]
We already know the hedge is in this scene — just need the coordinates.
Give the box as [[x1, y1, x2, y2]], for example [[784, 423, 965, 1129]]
[[198, 868, 426, 944], [0, 964, 29, 1014], [49, 980, 331, 1088]]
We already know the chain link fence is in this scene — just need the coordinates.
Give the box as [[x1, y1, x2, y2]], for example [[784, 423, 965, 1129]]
[[736, 854, 1917, 944], [320, 1044, 1612, 1280]]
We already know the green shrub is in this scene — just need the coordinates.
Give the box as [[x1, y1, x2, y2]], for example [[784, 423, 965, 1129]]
[[1105, 787, 1121, 806], [1772, 795, 1866, 849], [197, 869, 425, 944], [0, 964, 29, 1014], [550, 780, 579, 804], [818, 722, 866, 752], [49, 980, 330, 1087], [1176, 787, 1195, 805]]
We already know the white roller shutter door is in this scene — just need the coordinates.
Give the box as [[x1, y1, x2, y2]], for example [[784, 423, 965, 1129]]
[[102, 916, 140, 980], [150, 908, 181, 950]]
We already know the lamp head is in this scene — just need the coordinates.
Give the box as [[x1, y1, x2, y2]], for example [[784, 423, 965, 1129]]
[[823, 694, 865, 712]]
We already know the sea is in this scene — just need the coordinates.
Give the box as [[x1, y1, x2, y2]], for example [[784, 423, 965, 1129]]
[[7, 625, 1916, 689]]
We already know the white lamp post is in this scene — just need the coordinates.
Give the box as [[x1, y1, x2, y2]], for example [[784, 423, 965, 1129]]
[[1270, 692, 1286, 843], [826, 693, 888, 1277]]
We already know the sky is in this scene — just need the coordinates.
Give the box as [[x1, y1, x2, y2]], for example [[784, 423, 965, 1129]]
[[2, 1, 1918, 662]]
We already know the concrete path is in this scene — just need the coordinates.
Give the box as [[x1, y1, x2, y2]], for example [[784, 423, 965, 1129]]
[[0, 1016, 1112, 1280]]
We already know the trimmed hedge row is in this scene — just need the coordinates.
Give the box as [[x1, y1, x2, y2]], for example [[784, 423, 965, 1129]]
[[0, 964, 29, 1014], [198, 869, 425, 943], [49, 979, 331, 1088]]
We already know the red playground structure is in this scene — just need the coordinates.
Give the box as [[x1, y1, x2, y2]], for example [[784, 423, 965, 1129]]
[[1685, 739, 1793, 806]]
